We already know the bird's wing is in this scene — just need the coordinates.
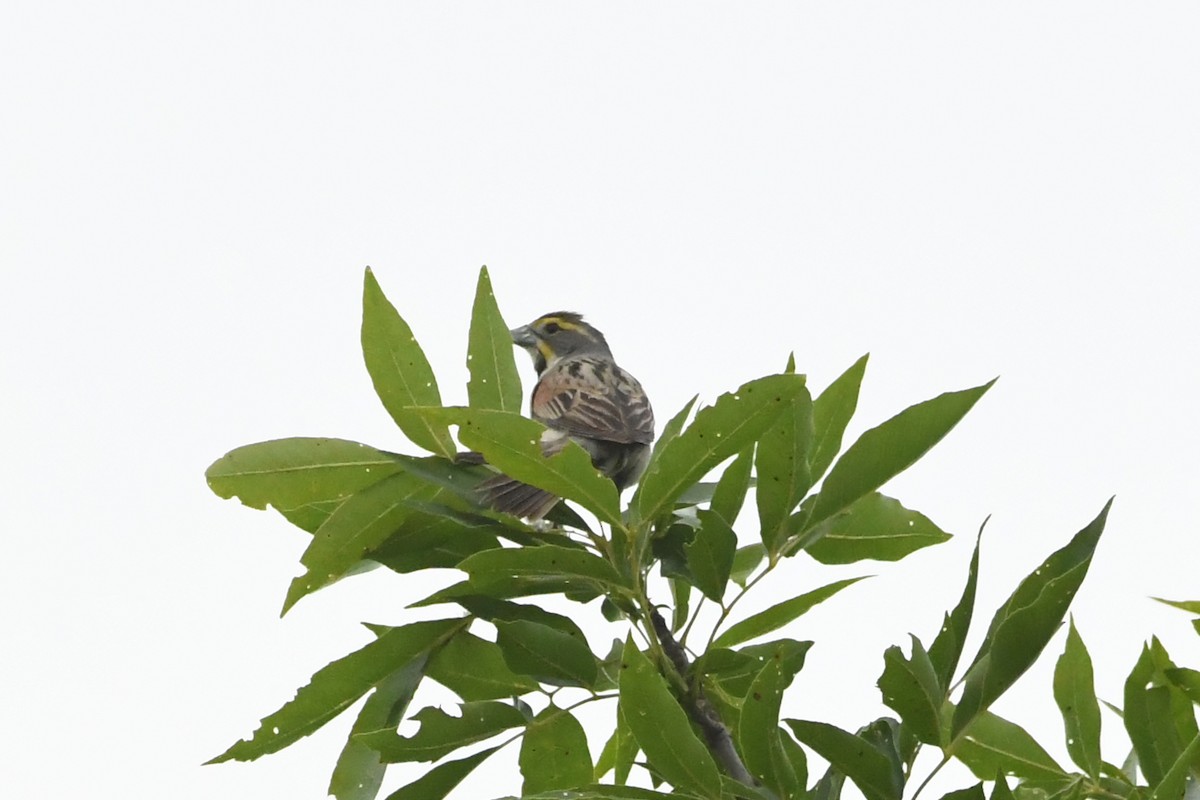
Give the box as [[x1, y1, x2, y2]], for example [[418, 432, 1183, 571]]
[[531, 356, 655, 445]]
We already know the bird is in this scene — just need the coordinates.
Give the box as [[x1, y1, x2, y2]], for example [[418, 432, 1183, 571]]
[[474, 312, 655, 520]]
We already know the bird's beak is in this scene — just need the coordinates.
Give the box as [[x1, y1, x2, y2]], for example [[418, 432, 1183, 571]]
[[510, 325, 538, 349]]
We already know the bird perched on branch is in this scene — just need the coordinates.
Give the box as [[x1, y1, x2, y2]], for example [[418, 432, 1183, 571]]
[[475, 312, 655, 519]]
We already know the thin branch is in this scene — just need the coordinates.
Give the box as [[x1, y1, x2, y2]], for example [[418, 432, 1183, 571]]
[[650, 609, 757, 788]]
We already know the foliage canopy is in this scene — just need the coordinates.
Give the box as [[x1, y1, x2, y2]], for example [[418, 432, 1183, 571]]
[[206, 268, 1200, 800]]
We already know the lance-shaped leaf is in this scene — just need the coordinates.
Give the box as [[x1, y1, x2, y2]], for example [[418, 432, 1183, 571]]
[[710, 446, 754, 526], [1152, 598, 1200, 615], [359, 701, 527, 763], [467, 266, 522, 412], [361, 268, 456, 458], [954, 710, 1068, 782], [940, 786, 986, 800], [784, 719, 903, 800], [803, 379, 994, 533], [458, 545, 627, 595], [495, 619, 598, 688], [634, 374, 809, 523], [207, 618, 463, 763], [595, 699, 641, 784], [383, 746, 500, 800], [952, 500, 1111, 740], [412, 407, 623, 527], [1164, 667, 1200, 705], [367, 510, 500, 575], [928, 532, 981, 690], [520, 706, 593, 794], [1053, 619, 1102, 778], [1124, 638, 1199, 786], [810, 354, 869, 484], [646, 395, 699, 473], [878, 635, 943, 746], [738, 642, 805, 797], [520, 787, 707, 800], [206, 438, 406, 532], [804, 493, 951, 564], [731, 544, 766, 588], [756, 360, 815, 554], [328, 658, 425, 800], [686, 509, 738, 602], [618, 637, 722, 799], [284, 471, 445, 614], [1149, 732, 1200, 800], [714, 577, 867, 649], [426, 632, 539, 700]]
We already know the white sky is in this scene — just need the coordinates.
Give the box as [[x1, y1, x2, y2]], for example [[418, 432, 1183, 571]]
[[3, 3, 1199, 799]]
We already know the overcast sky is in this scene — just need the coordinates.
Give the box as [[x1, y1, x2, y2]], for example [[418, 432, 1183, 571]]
[[4, 3, 1199, 799]]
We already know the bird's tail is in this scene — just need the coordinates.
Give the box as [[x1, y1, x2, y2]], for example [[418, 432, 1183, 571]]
[[475, 473, 560, 520], [455, 450, 560, 520]]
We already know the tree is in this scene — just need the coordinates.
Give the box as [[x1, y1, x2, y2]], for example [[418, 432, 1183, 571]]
[[204, 267, 1200, 800]]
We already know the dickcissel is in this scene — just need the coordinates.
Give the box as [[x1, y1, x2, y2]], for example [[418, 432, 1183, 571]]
[[476, 312, 655, 519]]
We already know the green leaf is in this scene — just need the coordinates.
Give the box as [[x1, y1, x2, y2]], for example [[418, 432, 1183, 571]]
[[731, 544, 766, 587], [360, 701, 527, 763], [284, 471, 446, 614], [455, 596, 590, 641], [634, 374, 809, 524], [738, 643, 804, 797], [804, 493, 951, 564], [1152, 598, 1200, 615], [206, 438, 406, 532], [647, 395, 699, 473], [940, 785, 986, 800], [878, 635, 943, 745], [520, 706, 593, 794], [784, 719, 903, 800], [367, 509, 501, 575], [519, 787, 705, 800], [928, 532, 981, 691], [809, 354, 869, 484], [991, 773, 1016, 800], [207, 618, 463, 763], [686, 509, 738, 602], [804, 379, 994, 532], [954, 710, 1068, 782], [614, 700, 640, 784], [412, 406, 623, 527], [1053, 619, 1102, 778], [1124, 639, 1197, 786], [495, 620, 598, 688], [361, 268, 457, 458], [1164, 667, 1200, 705], [669, 577, 691, 631], [458, 545, 627, 595], [755, 373, 815, 553], [328, 658, 425, 800], [382, 746, 499, 800], [618, 637, 722, 799], [714, 577, 867, 648], [952, 500, 1111, 739], [425, 632, 539, 700], [1148, 732, 1200, 800], [466, 266, 522, 412], [710, 446, 755, 525]]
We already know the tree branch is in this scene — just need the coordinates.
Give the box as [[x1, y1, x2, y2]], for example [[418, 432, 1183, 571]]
[[650, 609, 758, 788]]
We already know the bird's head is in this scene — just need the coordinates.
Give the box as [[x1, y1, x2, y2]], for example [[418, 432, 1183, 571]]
[[510, 312, 612, 373]]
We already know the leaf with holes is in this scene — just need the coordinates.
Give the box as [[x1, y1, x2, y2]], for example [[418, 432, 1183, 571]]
[[361, 268, 456, 458], [467, 266, 522, 412]]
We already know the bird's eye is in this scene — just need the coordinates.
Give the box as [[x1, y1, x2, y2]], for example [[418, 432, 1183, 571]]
[[543, 321, 561, 334]]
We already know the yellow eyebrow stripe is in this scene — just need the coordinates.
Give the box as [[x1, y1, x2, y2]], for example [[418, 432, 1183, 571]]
[[537, 315, 582, 331]]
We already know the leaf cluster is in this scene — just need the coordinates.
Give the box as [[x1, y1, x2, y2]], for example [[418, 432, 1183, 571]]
[[205, 268, 1196, 800]]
